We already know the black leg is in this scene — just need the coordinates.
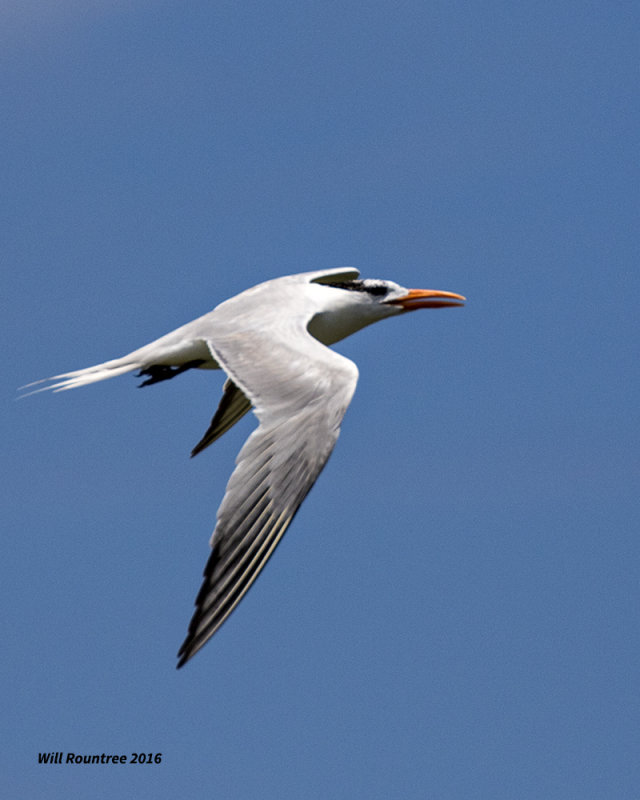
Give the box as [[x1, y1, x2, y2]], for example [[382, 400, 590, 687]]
[[136, 359, 207, 387]]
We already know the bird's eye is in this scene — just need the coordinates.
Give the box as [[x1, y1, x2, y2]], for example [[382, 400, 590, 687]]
[[324, 281, 388, 297]]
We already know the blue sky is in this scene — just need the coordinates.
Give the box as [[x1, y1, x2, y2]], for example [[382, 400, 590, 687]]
[[3, 1, 638, 797]]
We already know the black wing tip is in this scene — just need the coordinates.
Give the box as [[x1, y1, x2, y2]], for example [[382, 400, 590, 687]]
[[176, 637, 197, 669], [176, 635, 206, 669], [190, 433, 216, 457], [176, 654, 188, 670]]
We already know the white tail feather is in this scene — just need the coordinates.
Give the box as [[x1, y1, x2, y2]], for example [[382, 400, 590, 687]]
[[19, 318, 218, 399], [18, 357, 142, 397]]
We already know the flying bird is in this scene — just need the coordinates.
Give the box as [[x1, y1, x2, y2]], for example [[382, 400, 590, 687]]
[[23, 268, 465, 667]]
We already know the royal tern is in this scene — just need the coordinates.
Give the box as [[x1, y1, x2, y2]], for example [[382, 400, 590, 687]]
[[23, 267, 465, 667]]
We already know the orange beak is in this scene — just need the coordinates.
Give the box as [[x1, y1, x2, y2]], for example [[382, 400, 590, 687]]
[[386, 288, 466, 310]]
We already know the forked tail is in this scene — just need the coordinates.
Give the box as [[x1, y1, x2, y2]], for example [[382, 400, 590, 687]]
[[18, 355, 143, 397]]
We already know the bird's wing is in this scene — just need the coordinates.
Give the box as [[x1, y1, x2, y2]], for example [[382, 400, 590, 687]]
[[177, 312, 359, 666], [191, 379, 252, 457]]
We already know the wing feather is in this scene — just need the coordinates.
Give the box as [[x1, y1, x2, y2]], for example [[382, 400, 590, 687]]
[[191, 379, 252, 456], [177, 309, 358, 667]]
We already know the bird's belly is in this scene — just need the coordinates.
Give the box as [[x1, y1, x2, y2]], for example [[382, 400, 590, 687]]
[[148, 339, 220, 369]]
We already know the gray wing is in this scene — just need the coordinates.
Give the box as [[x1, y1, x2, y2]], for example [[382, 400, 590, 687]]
[[177, 312, 359, 667], [191, 379, 252, 457]]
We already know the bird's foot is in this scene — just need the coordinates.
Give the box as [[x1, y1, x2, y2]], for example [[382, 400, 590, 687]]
[[136, 359, 206, 387]]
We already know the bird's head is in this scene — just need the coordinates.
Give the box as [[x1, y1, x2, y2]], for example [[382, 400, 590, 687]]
[[307, 276, 466, 345]]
